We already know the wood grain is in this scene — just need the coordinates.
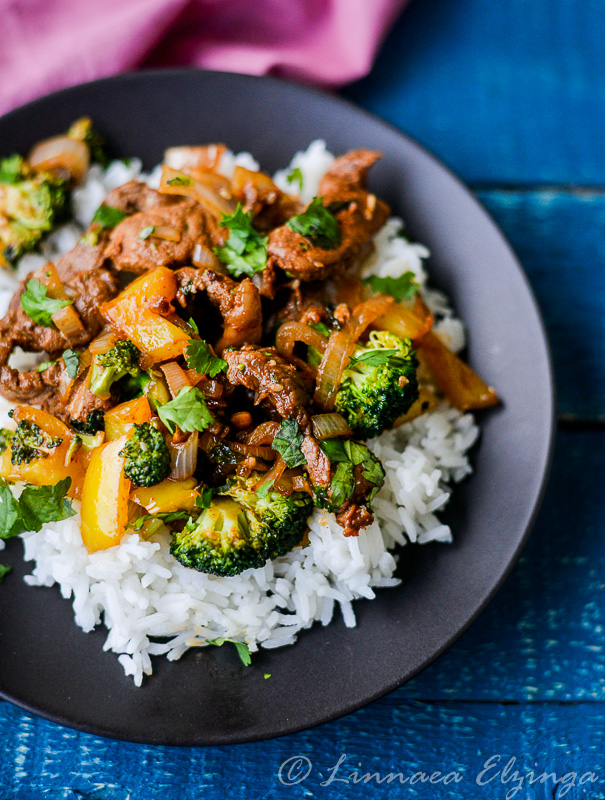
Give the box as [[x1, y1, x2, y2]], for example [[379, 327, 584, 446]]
[[345, 0, 605, 185]]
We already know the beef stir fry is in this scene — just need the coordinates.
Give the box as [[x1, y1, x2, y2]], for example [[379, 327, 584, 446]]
[[0, 124, 498, 577]]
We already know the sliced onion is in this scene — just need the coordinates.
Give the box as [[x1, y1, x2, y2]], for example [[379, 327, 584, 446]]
[[29, 136, 90, 184], [169, 430, 198, 480], [314, 296, 394, 411], [151, 225, 181, 242], [52, 305, 85, 339], [247, 421, 280, 446], [164, 145, 226, 172], [230, 442, 276, 460], [275, 321, 328, 358], [192, 242, 222, 270], [311, 413, 352, 439], [274, 469, 295, 497], [160, 361, 191, 398], [254, 456, 286, 494], [374, 294, 434, 343], [89, 328, 117, 356], [32, 263, 69, 301], [158, 165, 236, 218], [231, 166, 277, 195]]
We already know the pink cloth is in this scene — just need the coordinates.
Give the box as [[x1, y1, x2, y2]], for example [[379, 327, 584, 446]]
[[0, 0, 408, 116]]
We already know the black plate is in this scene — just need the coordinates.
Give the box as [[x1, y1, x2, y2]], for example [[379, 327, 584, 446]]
[[0, 69, 554, 745]]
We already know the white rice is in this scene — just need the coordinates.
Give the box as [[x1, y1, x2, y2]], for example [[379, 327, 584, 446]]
[[0, 142, 479, 685]]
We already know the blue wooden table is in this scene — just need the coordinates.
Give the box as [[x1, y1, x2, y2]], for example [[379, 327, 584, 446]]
[[3, 0, 605, 797]]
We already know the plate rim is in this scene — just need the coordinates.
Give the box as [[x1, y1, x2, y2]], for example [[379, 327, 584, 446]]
[[0, 67, 556, 745]]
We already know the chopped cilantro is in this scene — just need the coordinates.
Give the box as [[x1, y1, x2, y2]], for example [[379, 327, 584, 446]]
[[139, 225, 155, 240], [35, 361, 56, 373], [207, 638, 252, 666], [348, 348, 400, 369], [20, 279, 72, 328], [188, 317, 199, 334], [287, 197, 341, 249], [157, 386, 214, 434], [363, 272, 419, 303], [330, 461, 355, 507], [264, 673, 272, 679], [272, 420, 307, 468], [286, 167, 303, 190], [167, 175, 193, 187], [196, 486, 214, 509], [0, 563, 11, 583], [214, 204, 268, 278], [185, 339, 228, 377], [62, 349, 79, 379], [0, 478, 75, 540], [90, 204, 127, 230]]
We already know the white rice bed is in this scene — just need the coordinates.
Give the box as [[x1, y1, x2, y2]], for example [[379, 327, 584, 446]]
[[0, 142, 478, 685]]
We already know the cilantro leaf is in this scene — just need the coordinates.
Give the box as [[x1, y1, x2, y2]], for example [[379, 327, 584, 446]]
[[0, 480, 27, 539], [196, 486, 214, 509], [348, 349, 400, 369], [91, 204, 127, 230], [318, 438, 349, 462], [272, 420, 306, 468], [21, 279, 72, 328], [330, 461, 355, 507], [36, 361, 56, 373], [139, 225, 155, 240], [132, 510, 192, 532], [214, 205, 268, 277], [344, 440, 385, 494], [363, 272, 419, 303], [0, 478, 75, 540], [207, 637, 252, 666], [287, 197, 341, 249], [286, 167, 303, 190], [157, 386, 214, 434], [62, 349, 79, 379], [0, 563, 11, 583], [18, 479, 76, 532], [185, 339, 228, 377], [188, 317, 199, 334]]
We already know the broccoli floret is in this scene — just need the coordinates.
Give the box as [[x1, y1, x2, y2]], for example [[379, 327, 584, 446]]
[[0, 168, 68, 265], [118, 422, 171, 487], [89, 340, 141, 399], [70, 409, 105, 435], [10, 420, 63, 465], [333, 330, 419, 439], [170, 473, 313, 577], [0, 428, 14, 454]]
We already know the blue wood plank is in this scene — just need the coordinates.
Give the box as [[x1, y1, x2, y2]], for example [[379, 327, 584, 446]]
[[472, 188, 605, 420], [397, 428, 605, 701], [344, 0, 605, 185], [0, 700, 603, 799]]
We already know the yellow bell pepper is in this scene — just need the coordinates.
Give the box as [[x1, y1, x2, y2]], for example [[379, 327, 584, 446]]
[[81, 436, 131, 552], [100, 267, 190, 363], [130, 477, 199, 514], [7, 406, 86, 498], [104, 396, 153, 441]]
